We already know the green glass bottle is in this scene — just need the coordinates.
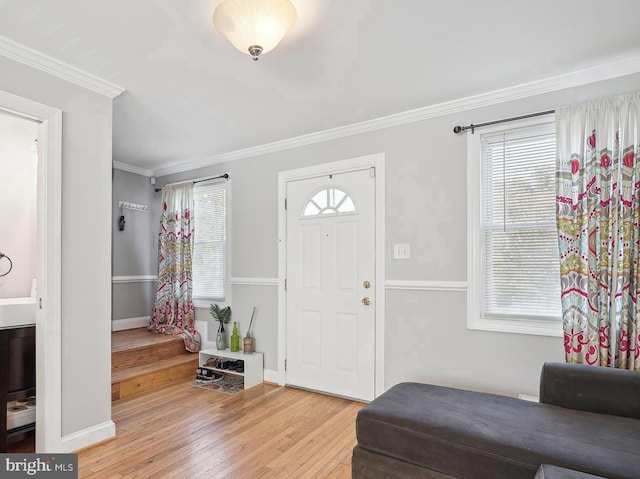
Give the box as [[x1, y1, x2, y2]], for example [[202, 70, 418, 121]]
[[230, 321, 240, 352]]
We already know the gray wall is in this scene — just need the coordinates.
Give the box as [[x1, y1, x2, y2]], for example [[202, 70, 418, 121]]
[[0, 56, 113, 436], [112, 169, 157, 321], [158, 73, 640, 398]]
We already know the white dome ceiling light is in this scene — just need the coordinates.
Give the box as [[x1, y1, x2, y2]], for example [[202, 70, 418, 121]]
[[213, 0, 297, 61]]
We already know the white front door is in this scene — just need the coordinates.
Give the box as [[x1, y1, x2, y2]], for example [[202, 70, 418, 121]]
[[285, 168, 376, 401]]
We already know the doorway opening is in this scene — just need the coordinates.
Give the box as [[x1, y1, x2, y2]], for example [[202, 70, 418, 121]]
[[0, 89, 63, 453], [0, 109, 38, 452]]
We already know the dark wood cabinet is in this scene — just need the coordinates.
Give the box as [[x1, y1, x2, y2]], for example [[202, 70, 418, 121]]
[[1, 325, 36, 452]]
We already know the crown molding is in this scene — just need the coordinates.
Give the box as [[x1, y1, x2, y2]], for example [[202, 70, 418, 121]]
[[108, 52, 637, 177], [113, 161, 154, 177], [152, 52, 640, 177], [0, 35, 125, 99]]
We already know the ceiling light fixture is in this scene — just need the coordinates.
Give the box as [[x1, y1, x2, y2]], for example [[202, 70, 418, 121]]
[[213, 0, 297, 61]]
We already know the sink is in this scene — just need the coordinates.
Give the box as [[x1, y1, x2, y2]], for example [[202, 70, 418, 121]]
[[0, 297, 36, 329]]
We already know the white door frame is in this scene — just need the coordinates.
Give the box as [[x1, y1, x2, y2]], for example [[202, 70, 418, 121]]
[[0, 89, 62, 452], [277, 152, 386, 398]]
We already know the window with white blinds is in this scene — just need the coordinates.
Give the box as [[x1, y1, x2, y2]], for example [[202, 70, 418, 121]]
[[193, 181, 227, 301], [468, 117, 562, 336]]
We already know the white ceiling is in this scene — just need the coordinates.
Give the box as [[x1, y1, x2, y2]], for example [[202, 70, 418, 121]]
[[1, 0, 640, 174]]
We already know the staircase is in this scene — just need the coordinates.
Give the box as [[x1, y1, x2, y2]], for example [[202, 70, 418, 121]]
[[111, 328, 199, 401]]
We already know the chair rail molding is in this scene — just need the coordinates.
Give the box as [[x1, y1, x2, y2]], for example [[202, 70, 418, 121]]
[[112, 275, 158, 283], [385, 280, 467, 292], [230, 277, 278, 286], [228, 278, 466, 290]]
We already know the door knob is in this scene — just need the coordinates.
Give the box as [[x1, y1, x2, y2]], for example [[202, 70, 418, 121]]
[[362, 280, 371, 289], [362, 297, 371, 306]]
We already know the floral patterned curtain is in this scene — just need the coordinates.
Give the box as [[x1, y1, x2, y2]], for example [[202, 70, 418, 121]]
[[149, 183, 201, 352], [556, 91, 640, 369]]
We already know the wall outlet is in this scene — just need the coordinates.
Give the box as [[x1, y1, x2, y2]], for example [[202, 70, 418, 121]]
[[393, 243, 410, 260]]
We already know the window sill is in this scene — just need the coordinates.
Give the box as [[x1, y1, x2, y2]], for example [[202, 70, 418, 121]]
[[193, 298, 227, 309], [467, 316, 563, 338]]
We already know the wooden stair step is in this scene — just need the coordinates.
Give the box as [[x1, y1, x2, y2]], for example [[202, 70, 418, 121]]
[[112, 328, 187, 372], [111, 354, 199, 402]]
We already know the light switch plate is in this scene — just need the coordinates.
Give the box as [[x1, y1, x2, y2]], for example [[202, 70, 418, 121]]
[[393, 243, 410, 260]]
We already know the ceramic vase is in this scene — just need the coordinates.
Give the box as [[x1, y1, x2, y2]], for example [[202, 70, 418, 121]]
[[216, 322, 227, 350]]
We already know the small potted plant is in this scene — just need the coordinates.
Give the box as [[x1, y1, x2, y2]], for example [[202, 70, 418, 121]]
[[210, 304, 232, 350]]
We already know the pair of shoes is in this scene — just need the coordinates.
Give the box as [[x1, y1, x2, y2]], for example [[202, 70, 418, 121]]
[[204, 357, 220, 368], [202, 358, 244, 373], [195, 367, 223, 383], [227, 360, 244, 373], [204, 357, 231, 369], [217, 360, 232, 370]]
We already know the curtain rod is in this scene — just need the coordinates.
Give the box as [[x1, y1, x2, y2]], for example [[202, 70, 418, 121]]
[[154, 173, 229, 193], [452, 109, 555, 134]]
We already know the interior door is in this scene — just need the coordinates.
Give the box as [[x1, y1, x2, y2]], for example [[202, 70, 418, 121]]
[[285, 168, 375, 401]]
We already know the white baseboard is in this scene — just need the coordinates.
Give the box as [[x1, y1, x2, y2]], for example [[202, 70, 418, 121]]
[[62, 420, 116, 452], [264, 368, 282, 385], [111, 316, 149, 331], [518, 394, 539, 403]]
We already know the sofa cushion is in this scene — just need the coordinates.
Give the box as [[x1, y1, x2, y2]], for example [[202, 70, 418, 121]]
[[540, 362, 640, 419], [535, 464, 606, 479], [356, 382, 640, 479], [353, 445, 457, 479]]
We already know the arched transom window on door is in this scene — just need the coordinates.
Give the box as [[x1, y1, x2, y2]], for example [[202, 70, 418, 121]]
[[302, 187, 357, 217]]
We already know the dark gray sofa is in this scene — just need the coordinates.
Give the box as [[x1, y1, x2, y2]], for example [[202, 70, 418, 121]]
[[353, 362, 640, 478]]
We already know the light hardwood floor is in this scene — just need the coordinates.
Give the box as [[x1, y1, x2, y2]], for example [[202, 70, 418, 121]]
[[111, 328, 183, 352], [78, 381, 364, 479]]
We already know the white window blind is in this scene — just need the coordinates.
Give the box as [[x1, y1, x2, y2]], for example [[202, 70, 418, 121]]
[[193, 181, 226, 301], [480, 121, 561, 322]]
